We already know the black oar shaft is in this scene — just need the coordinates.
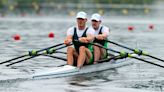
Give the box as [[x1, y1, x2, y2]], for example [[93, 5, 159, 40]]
[[43, 55, 67, 61], [6, 56, 36, 67], [106, 40, 164, 62], [92, 43, 164, 69], [1, 43, 64, 65], [55, 45, 68, 50], [107, 40, 134, 51], [146, 54, 164, 62], [6, 54, 67, 67], [6, 45, 69, 67], [132, 57, 164, 68], [55, 51, 67, 54], [37, 43, 64, 52], [92, 43, 120, 53], [0, 55, 28, 64]]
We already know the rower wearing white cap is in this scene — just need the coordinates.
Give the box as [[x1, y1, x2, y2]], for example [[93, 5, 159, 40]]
[[90, 13, 110, 63], [64, 11, 95, 68]]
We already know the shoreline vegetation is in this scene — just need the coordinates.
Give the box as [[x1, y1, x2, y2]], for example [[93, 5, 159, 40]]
[[0, 0, 163, 17]]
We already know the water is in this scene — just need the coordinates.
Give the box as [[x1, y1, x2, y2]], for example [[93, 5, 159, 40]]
[[1, 6, 164, 92]]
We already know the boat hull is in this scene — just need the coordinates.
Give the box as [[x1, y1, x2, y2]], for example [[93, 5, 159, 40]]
[[32, 58, 133, 79]]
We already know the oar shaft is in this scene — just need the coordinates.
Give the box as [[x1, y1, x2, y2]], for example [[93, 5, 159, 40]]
[[43, 55, 67, 61], [6, 44, 70, 67], [1, 43, 64, 65], [55, 45, 68, 51], [0, 55, 28, 64], [92, 42, 164, 69], [132, 57, 164, 68], [108, 48, 164, 68], [55, 51, 67, 54], [6, 56, 37, 67], [106, 40, 164, 62], [37, 43, 64, 52], [146, 54, 164, 62], [107, 40, 134, 51], [91, 43, 120, 53]]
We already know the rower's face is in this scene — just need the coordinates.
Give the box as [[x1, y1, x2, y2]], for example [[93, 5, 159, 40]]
[[91, 20, 101, 30], [77, 18, 87, 27]]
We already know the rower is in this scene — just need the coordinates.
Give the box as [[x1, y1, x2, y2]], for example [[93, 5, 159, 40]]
[[64, 11, 95, 68], [90, 13, 110, 64]]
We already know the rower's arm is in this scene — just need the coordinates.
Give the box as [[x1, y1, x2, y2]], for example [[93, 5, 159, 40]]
[[79, 27, 95, 43], [102, 27, 109, 38], [101, 32, 108, 38], [86, 34, 94, 42], [79, 34, 94, 43], [64, 35, 72, 45], [96, 27, 109, 40]]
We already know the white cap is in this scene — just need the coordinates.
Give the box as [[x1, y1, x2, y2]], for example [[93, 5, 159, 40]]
[[91, 13, 101, 21], [76, 11, 87, 19]]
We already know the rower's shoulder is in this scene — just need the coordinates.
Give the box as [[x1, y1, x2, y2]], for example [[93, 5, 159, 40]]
[[67, 26, 75, 33], [101, 25, 109, 30], [87, 26, 95, 34], [101, 25, 110, 32], [67, 26, 75, 30], [87, 26, 94, 31]]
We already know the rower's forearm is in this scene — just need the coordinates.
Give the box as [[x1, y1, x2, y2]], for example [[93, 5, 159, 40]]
[[102, 33, 108, 39], [86, 36, 94, 42]]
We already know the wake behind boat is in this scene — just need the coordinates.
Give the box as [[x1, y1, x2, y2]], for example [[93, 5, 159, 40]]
[[32, 57, 133, 79]]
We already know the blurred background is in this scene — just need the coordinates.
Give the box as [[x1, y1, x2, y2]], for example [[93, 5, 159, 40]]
[[0, 1, 164, 92], [0, 0, 164, 18]]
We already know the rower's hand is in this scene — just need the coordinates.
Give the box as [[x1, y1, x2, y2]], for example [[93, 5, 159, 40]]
[[95, 35, 104, 40], [64, 39, 72, 45], [79, 37, 89, 43]]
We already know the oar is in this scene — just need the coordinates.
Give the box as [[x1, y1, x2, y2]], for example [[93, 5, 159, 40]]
[[6, 44, 70, 67], [49, 51, 67, 54], [106, 40, 164, 62], [42, 54, 67, 61], [0, 43, 65, 65], [92, 43, 164, 68]]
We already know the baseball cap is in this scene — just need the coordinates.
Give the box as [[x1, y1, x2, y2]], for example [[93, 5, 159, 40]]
[[91, 13, 101, 21], [76, 11, 87, 19]]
